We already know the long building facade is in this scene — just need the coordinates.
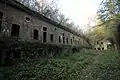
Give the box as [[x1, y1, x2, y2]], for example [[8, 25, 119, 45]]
[[0, 0, 91, 65], [0, 0, 88, 47]]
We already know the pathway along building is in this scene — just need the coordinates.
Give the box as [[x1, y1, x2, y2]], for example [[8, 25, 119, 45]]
[[0, 0, 90, 65]]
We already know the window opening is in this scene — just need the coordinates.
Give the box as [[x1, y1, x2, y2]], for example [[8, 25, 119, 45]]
[[43, 27, 47, 31], [66, 38, 68, 44], [11, 24, 20, 37], [43, 32, 47, 43], [59, 36, 61, 43], [0, 21, 2, 31], [97, 41, 99, 44], [63, 33, 64, 36], [63, 33, 65, 44], [0, 12, 3, 19], [55, 28, 57, 31], [25, 17, 30, 21], [33, 29, 38, 40], [98, 48, 100, 50], [71, 39, 72, 44], [0, 11, 3, 31], [50, 34, 54, 42]]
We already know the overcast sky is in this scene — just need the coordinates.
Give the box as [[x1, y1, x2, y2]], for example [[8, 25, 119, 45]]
[[57, 0, 103, 31], [45, 0, 103, 31]]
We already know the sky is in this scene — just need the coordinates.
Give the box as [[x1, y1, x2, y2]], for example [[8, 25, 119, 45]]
[[57, 0, 103, 31], [43, 0, 103, 32]]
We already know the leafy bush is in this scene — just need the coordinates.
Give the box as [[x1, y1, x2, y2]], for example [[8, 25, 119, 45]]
[[0, 50, 119, 80]]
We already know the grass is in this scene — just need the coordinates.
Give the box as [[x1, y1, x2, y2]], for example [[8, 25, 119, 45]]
[[0, 50, 120, 80]]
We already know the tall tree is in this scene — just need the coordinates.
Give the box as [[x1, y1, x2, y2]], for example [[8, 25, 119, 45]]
[[97, 0, 120, 49]]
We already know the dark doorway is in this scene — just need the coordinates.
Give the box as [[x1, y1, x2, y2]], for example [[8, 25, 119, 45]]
[[63, 33, 65, 44], [43, 32, 47, 43], [33, 29, 39, 40], [98, 48, 100, 50], [71, 39, 72, 44], [0, 21, 2, 31], [11, 24, 20, 37], [0, 12, 3, 31], [101, 42, 103, 44], [50, 34, 54, 42], [43, 27, 47, 43], [59, 36, 61, 43], [97, 41, 99, 44], [66, 38, 68, 44], [0, 11, 3, 19]]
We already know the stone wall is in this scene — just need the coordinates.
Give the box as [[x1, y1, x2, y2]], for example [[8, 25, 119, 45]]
[[0, 2, 83, 46], [0, 1, 90, 65]]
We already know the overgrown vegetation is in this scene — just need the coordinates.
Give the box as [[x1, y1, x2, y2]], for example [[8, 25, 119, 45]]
[[86, 0, 120, 49], [96, 0, 120, 49], [0, 50, 119, 80]]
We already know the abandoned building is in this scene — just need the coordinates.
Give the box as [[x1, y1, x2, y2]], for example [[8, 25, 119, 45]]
[[0, 0, 89, 46], [94, 40, 112, 50], [0, 0, 90, 65]]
